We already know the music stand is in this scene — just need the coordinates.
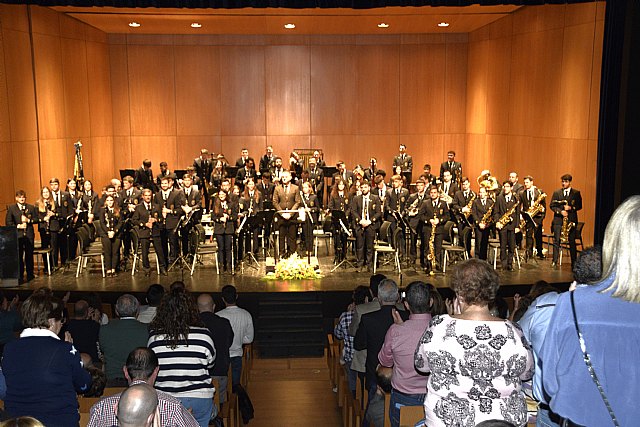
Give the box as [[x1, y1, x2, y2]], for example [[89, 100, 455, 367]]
[[330, 210, 356, 272], [392, 211, 413, 269], [322, 166, 338, 206], [169, 216, 193, 272], [119, 169, 136, 180], [174, 169, 187, 180], [237, 214, 260, 271], [258, 209, 275, 257], [226, 166, 239, 183]]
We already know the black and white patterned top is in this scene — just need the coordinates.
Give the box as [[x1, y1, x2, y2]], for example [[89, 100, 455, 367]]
[[414, 315, 534, 427]]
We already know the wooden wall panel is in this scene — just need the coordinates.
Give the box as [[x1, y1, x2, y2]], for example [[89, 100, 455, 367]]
[[109, 44, 130, 136], [87, 41, 113, 137], [39, 138, 69, 182], [0, 21, 10, 142], [89, 136, 115, 186], [357, 45, 399, 135], [176, 136, 222, 170], [219, 46, 265, 136], [220, 136, 267, 165], [355, 135, 397, 173], [131, 136, 177, 172], [11, 139, 41, 199], [0, 142, 15, 208], [266, 45, 310, 136], [127, 45, 176, 136], [399, 43, 445, 135], [464, 133, 488, 180], [32, 33, 66, 140], [30, 6, 60, 37], [61, 37, 91, 139], [310, 135, 358, 170], [400, 134, 444, 176], [265, 135, 310, 163], [309, 45, 358, 135], [113, 136, 132, 171], [175, 45, 221, 136], [466, 39, 488, 135], [444, 42, 468, 134], [589, 17, 604, 141], [0, 5, 30, 32], [485, 35, 511, 136]]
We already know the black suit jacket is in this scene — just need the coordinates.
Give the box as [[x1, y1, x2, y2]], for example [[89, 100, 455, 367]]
[[550, 188, 582, 224], [351, 194, 382, 229], [259, 155, 275, 174], [49, 191, 72, 232], [521, 187, 547, 225], [392, 154, 413, 173], [419, 198, 450, 234], [494, 193, 521, 231], [452, 190, 476, 214], [405, 192, 428, 231], [97, 208, 124, 238], [385, 188, 409, 218], [438, 182, 459, 201], [472, 197, 495, 225], [6, 203, 38, 239], [439, 161, 463, 183], [213, 201, 238, 235], [193, 158, 213, 184], [131, 202, 162, 238], [154, 189, 186, 229], [134, 167, 155, 191], [200, 312, 234, 376]]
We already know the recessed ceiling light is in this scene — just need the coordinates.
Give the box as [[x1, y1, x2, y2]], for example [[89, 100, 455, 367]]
[[378, 23, 390, 28], [284, 23, 296, 29], [438, 22, 450, 27], [191, 23, 202, 28], [128, 22, 141, 28]]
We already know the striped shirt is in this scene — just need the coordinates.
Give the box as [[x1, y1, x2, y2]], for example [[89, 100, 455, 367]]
[[148, 326, 216, 399]]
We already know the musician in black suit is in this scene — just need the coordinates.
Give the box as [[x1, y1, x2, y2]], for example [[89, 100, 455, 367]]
[[6, 190, 38, 283], [238, 178, 263, 258], [299, 181, 320, 255], [64, 179, 81, 260], [119, 176, 142, 265], [451, 177, 476, 256], [351, 181, 382, 271], [179, 174, 202, 257], [328, 178, 352, 264], [155, 162, 173, 189], [193, 149, 213, 211], [235, 148, 250, 169], [212, 189, 238, 272], [48, 178, 72, 268], [154, 176, 187, 269], [420, 164, 438, 186], [78, 180, 99, 225], [134, 159, 155, 191], [419, 185, 450, 272], [259, 145, 275, 176], [97, 195, 123, 277], [36, 187, 54, 268], [385, 175, 409, 257], [521, 176, 546, 260], [272, 171, 302, 258], [438, 170, 459, 206], [332, 161, 354, 188], [439, 150, 463, 186], [131, 189, 167, 276], [494, 181, 521, 271], [270, 157, 286, 184], [307, 157, 324, 208], [550, 174, 583, 266], [93, 185, 121, 218], [392, 144, 413, 186], [312, 150, 326, 169], [235, 158, 257, 193], [405, 179, 428, 268], [472, 186, 494, 261]]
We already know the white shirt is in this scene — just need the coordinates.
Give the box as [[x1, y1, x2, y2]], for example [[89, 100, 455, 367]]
[[217, 306, 254, 358]]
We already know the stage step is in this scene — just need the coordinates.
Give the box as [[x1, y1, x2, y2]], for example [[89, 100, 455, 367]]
[[256, 293, 325, 358]]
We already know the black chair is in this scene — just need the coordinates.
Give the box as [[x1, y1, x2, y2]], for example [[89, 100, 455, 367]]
[[76, 227, 105, 277], [130, 229, 161, 276]]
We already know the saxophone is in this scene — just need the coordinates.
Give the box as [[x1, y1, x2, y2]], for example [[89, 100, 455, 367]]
[[479, 204, 494, 228], [496, 200, 518, 229], [461, 193, 476, 224], [560, 216, 575, 243], [427, 210, 437, 274], [519, 192, 546, 230], [407, 195, 422, 217]]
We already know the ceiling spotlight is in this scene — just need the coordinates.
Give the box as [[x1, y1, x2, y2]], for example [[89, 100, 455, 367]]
[[378, 23, 390, 28], [437, 22, 450, 27], [191, 23, 202, 28], [128, 22, 141, 28], [284, 23, 296, 29]]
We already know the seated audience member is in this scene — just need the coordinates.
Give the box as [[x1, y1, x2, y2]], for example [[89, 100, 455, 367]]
[[100, 294, 149, 387], [0, 292, 21, 357], [415, 259, 533, 427], [216, 285, 254, 388], [378, 281, 431, 427], [117, 383, 158, 427], [84, 366, 107, 398], [570, 244, 602, 288], [3, 293, 92, 427], [86, 292, 110, 325], [540, 197, 640, 427], [425, 283, 446, 316], [88, 347, 198, 427], [197, 293, 234, 404], [489, 295, 509, 319], [365, 365, 393, 427], [354, 279, 409, 411], [64, 299, 101, 364], [137, 284, 165, 324], [149, 288, 215, 427], [475, 421, 517, 427], [334, 285, 370, 396], [0, 417, 46, 427]]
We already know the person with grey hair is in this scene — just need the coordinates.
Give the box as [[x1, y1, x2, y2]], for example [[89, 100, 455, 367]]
[[541, 196, 640, 426], [117, 383, 158, 427], [354, 279, 408, 423], [99, 294, 149, 386]]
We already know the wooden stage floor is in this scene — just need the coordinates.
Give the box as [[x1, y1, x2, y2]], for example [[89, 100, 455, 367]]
[[10, 254, 574, 296]]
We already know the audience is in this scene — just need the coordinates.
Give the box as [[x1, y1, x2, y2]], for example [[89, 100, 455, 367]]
[[148, 287, 215, 427], [2, 293, 92, 426], [0, 417, 45, 427], [540, 196, 640, 426], [415, 259, 533, 427], [100, 294, 149, 387], [378, 281, 431, 427], [88, 347, 198, 427], [64, 299, 101, 364], [117, 383, 158, 427], [364, 365, 393, 427], [137, 284, 165, 324], [333, 285, 370, 396], [0, 292, 21, 357], [216, 285, 254, 388], [197, 293, 234, 406]]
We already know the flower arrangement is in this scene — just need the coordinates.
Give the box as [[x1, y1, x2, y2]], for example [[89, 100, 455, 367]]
[[264, 254, 322, 280]]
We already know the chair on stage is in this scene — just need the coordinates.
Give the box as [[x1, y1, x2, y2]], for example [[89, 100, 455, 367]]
[[489, 237, 521, 270], [130, 229, 161, 276], [191, 224, 219, 275], [313, 216, 333, 258], [442, 226, 470, 273], [34, 241, 53, 276], [373, 221, 401, 274], [76, 226, 105, 277], [559, 221, 585, 265]]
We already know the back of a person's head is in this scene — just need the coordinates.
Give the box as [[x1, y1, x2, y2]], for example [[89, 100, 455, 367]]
[[197, 293, 215, 312], [425, 283, 446, 315], [377, 279, 399, 304], [169, 281, 186, 292], [405, 281, 430, 314], [126, 347, 159, 381], [573, 245, 603, 285], [452, 259, 500, 306], [83, 367, 107, 398], [221, 285, 238, 305], [352, 286, 370, 305], [146, 284, 165, 307], [375, 365, 393, 393], [149, 288, 203, 348], [528, 280, 557, 299], [475, 420, 516, 427], [369, 274, 386, 298], [602, 195, 640, 302], [21, 294, 63, 329], [73, 300, 89, 319], [116, 294, 140, 318], [0, 417, 45, 427], [117, 383, 158, 427], [489, 296, 509, 319]]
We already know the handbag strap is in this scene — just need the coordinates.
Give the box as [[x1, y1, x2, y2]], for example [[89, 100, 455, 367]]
[[570, 291, 620, 426]]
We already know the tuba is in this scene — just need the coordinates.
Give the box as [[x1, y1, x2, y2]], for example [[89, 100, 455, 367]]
[[477, 170, 499, 194]]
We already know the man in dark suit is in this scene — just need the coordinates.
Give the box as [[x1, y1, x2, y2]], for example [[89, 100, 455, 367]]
[[406, 179, 428, 267], [272, 171, 301, 258], [155, 162, 173, 189], [235, 148, 250, 169], [494, 181, 521, 271], [154, 176, 186, 269], [134, 159, 154, 192], [180, 174, 202, 257], [385, 175, 409, 256], [438, 170, 459, 206], [120, 176, 142, 265], [472, 186, 494, 260], [132, 189, 167, 276], [259, 145, 275, 176], [351, 181, 382, 271], [235, 158, 257, 193], [451, 177, 476, 256], [419, 185, 450, 273], [193, 149, 213, 211], [550, 174, 582, 266], [392, 144, 413, 186], [332, 161, 355, 188], [307, 157, 325, 207], [270, 156, 286, 184], [521, 176, 546, 260], [5, 190, 38, 283], [49, 177, 71, 268], [439, 150, 463, 186]]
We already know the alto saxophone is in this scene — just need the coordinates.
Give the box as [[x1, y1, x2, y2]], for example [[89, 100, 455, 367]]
[[479, 204, 494, 228], [496, 201, 518, 229], [560, 216, 575, 243], [461, 193, 476, 224], [519, 192, 546, 230], [407, 196, 421, 217]]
